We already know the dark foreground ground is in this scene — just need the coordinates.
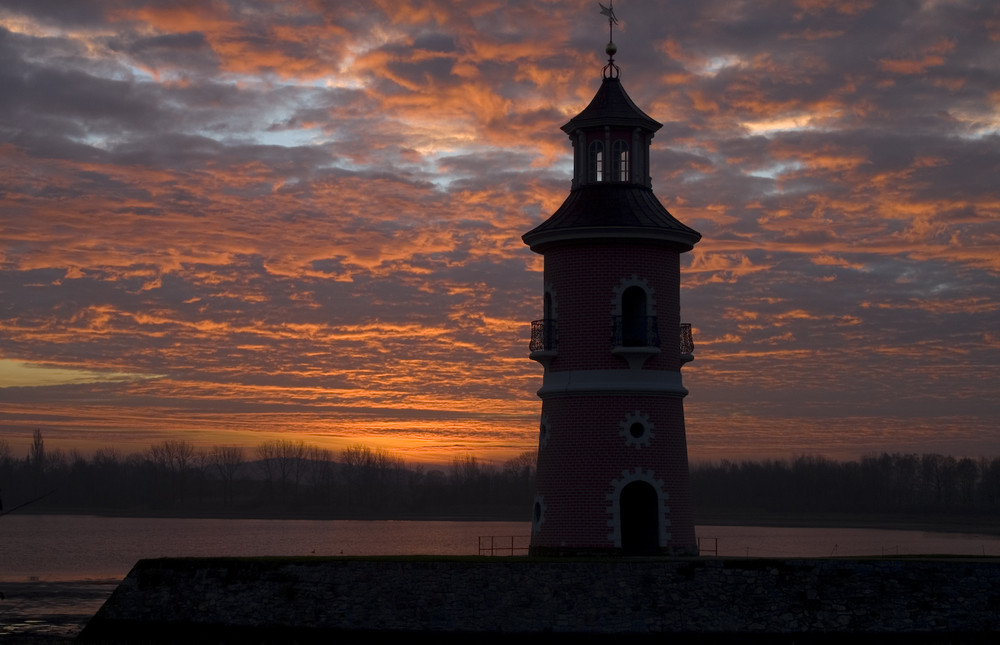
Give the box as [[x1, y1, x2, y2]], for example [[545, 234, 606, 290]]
[[7, 556, 1000, 643], [78, 556, 1000, 643]]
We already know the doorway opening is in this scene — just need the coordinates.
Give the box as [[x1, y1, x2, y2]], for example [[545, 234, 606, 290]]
[[620, 480, 659, 555]]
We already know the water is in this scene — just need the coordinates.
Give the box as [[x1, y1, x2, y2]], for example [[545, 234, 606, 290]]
[[697, 524, 1000, 558], [5, 515, 1000, 582], [2, 515, 1000, 640], [0, 515, 530, 582], [0, 516, 530, 640]]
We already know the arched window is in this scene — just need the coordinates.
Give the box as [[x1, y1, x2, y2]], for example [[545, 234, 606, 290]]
[[612, 140, 629, 182], [621, 285, 648, 346], [588, 140, 604, 183]]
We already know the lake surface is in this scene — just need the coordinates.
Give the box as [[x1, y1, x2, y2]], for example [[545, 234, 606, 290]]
[[4, 515, 1000, 582]]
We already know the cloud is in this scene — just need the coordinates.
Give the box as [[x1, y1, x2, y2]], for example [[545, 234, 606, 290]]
[[1, 0, 999, 464]]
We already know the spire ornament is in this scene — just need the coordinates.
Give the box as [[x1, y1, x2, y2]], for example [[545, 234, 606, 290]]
[[599, 2, 620, 79]]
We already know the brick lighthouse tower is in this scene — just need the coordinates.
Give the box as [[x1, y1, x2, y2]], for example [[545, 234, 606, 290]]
[[524, 9, 701, 556]]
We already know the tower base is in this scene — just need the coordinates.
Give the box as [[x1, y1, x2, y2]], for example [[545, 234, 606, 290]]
[[528, 545, 699, 557]]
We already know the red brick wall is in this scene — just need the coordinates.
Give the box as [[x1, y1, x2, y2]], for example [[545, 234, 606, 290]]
[[530, 236, 696, 554], [542, 240, 681, 372], [532, 394, 695, 551]]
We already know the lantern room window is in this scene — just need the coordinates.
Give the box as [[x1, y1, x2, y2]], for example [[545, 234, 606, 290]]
[[612, 140, 629, 182], [588, 140, 604, 182]]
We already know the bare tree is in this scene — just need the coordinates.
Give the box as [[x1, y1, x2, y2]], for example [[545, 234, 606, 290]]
[[304, 446, 336, 505], [0, 438, 12, 481], [502, 450, 537, 503], [208, 446, 245, 506], [29, 429, 45, 466], [256, 439, 307, 503], [341, 444, 406, 511], [29, 429, 46, 494], [149, 440, 198, 505]]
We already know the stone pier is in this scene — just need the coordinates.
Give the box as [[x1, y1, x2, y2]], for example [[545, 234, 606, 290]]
[[79, 556, 1000, 642]]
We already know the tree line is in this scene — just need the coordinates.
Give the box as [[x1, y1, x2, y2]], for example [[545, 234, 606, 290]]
[[1, 430, 536, 519], [691, 453, 1000, 517], [4, 431, 1000, 521]]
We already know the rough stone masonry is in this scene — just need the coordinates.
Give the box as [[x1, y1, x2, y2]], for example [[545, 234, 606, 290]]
[[80, 556, 1000, 642]]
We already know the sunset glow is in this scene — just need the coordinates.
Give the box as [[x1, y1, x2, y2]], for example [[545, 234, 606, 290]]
[[1, 1, 998, 466]]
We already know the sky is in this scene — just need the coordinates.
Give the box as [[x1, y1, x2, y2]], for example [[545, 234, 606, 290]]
[[1, 0, 998, 466]]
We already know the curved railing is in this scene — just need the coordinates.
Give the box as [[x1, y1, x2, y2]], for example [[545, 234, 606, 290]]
[[529, 319, 693, 356], [680, 322, 694, 355], [529, 319, 557, 352]]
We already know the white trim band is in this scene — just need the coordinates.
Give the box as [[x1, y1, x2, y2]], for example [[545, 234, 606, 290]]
[[538, 369, 688, 397]]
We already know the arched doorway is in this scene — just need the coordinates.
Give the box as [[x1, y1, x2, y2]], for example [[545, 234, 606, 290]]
[[620, 480, 659, 555]]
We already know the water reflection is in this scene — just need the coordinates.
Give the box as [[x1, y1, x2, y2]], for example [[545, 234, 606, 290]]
[[3, 515, 1000, 583], [698, 525, 1000, 558]]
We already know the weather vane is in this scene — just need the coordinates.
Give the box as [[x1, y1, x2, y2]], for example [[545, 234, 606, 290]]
[[599, 2, 620, 78]]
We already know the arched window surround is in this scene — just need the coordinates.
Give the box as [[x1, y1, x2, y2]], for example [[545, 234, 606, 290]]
[[605, 467, 671, 549], [611, 276, 658, 348], [611, 276, 657, 317]]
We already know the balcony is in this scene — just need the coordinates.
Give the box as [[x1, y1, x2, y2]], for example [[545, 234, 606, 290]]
[[611, 315, 660, 348], [680, 322, 694, 363], [529, 318, 693, 369], [530, 319, 557, 352], [529, 319, 557, 367], [611, 315, 660, 369], [610, 317, 694, 369]]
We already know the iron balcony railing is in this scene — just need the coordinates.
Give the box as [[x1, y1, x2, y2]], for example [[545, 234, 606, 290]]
[[611, 315, 661, 348], [529, 318, 557, 352], [531, 318, 693, 355], [680, 322, 694, 355]]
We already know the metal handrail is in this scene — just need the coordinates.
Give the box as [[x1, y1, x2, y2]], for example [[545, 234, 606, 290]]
[[530, 318, 693, 355], [680, 322, 694, 355], [478, 535, 530, 556], [529, 319, 557, 352]]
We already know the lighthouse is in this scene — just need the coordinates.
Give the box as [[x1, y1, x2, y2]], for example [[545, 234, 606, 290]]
[[524, 18, 701, 556]]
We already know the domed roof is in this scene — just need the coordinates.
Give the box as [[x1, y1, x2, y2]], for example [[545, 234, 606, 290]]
[[561, 76, 661, 134], [522, 184, 701, 252]]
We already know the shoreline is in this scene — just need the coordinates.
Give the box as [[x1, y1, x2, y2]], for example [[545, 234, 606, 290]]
[[0, 579, 120, 643]]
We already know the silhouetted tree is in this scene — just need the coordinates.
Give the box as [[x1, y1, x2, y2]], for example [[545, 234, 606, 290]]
[[256, 439, 308, 504], [303, 446, 336, 505], [0, 438, 12, 495], [29, 429, 45, 494], [980, 457, 1000, 508], [208, 446, 245, 506], [149, 440, 198, 505], [341, 444, 404, 513]]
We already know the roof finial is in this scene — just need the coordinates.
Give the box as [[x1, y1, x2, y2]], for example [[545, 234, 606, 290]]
[[599, 2, 620, 79]]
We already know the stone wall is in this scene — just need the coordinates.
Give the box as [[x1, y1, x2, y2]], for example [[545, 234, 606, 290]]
[[80, 556, 1000, 642]]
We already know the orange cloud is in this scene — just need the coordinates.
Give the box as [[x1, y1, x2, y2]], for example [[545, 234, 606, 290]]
[[3, 0, 998, 467]]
